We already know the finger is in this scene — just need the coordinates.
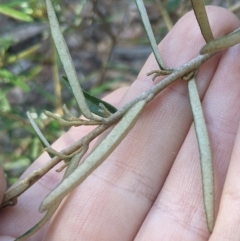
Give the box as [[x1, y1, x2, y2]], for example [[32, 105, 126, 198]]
[[209, 124, 240, 241], [43, 7, 240, 241], [0, 236, 15, 241], [0, 87, 128, 239], [0, 167, 14, 241], [135, 7, 240, 241], [0, 166, 6, 204]]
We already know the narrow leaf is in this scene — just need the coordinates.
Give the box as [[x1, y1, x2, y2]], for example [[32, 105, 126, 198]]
[[62, 76, 117, 116], [26, 112, 52, 152], [0, 88, 11, 112], [188, 76, 214, 233], [16, 204, 58, 241], [0, 69, 29, 91], [0, 5, 33, 22], [200, 27, 240, 54], [45, 0, 99, 120], [191, 0, 214, 42], [16, 152, 83, 241], [135, 0, 168, 70], [40, 99, 147, 212]]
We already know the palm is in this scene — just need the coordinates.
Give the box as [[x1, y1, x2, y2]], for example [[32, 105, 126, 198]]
[[1, 7, 240, 241]]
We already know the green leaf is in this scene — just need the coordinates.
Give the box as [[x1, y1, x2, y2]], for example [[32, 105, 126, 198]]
[[166, 0, 181, 12], [0, 69, 30, 91], [2, 0, 36, 7], [26, 112, 53, 157], [0, 87, 11, 112], [27, 111, 56, 159], [62, 76, 118, 116], [0, 38, 14, 50], [0, 5, 33, 22], [3, 156, 31, 173]]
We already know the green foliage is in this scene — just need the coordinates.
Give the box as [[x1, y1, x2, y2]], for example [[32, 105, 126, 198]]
[[0, 5, 34, 22], [0, 69, 30, 91], [62, 76, 117, 116], [166, 0, 181, 12]]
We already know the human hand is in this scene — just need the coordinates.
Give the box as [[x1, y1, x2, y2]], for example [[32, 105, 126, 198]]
[[1, 6, 240, 241]]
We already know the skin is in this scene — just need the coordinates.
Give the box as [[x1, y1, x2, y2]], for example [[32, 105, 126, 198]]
[[1, 6, 240, 241]]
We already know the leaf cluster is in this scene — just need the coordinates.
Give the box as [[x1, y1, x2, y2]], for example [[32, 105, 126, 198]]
[[1, 0, 240, 240]]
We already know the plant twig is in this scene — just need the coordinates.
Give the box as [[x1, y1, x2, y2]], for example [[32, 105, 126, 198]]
[[44, 110, 102, 126], [104, 51, 215, 126]]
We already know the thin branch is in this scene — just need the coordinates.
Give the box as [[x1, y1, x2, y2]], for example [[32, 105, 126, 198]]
[[44, 110, 102, 126], [103, 51, 215, 126]]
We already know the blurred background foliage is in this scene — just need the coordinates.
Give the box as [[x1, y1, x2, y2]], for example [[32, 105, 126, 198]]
[[0, 0, 239, 186]]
